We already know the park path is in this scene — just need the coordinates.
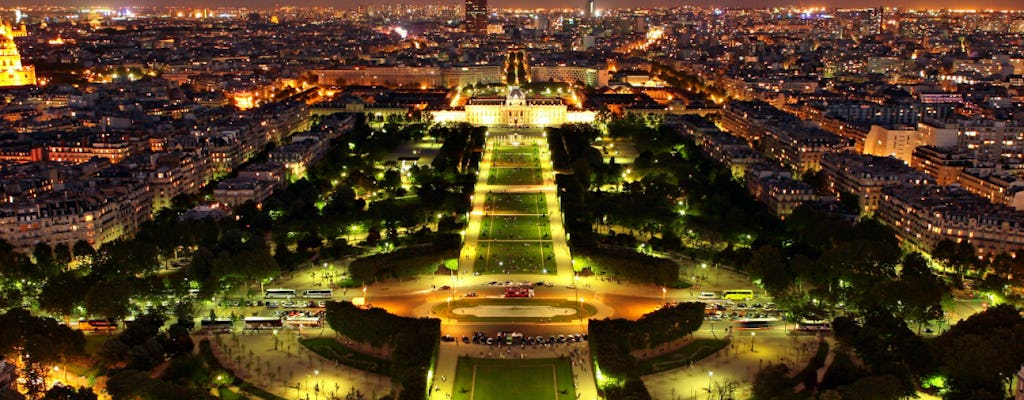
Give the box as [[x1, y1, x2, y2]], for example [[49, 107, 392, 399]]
[[203, 327, 391, 400], [438, 128, 596, 400], [458, 130, 573, 283]]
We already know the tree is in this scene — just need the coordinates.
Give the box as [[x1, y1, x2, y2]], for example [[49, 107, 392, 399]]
[[85, 279, 132, 321], [39, 272, 88, 322], [33, 242, 59, 277], [72, 240, 95, 262], [932, 304, 1024, 399], [53, 243, 72, 269], [889, 253, 947, 331], [751, 364, 794, 400], [43, 385, 98, 400]]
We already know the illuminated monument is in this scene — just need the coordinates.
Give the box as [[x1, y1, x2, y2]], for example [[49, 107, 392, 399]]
[[433, 50, 595, 127], [0, 19, 34, 88]]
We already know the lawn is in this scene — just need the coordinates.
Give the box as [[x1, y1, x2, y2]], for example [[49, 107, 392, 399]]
[[636, 339, 729, 375], [479, 214, 549, 241], [484, 192, 547, 215], [452, 357, 576, 400], [491, 146, 540, 168], [299, 337, 391, 375], [487, 168, 544, 185], [477, 241, 554, 274]]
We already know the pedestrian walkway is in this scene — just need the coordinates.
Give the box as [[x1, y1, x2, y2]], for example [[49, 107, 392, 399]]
[[204, 328, 391, 400], [440, 128, 597, 400]]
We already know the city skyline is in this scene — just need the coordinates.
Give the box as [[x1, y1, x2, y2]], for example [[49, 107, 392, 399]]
[[2, 0, 1024, 11]]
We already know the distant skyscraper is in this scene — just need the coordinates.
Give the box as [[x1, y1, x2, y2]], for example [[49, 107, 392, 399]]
[[465, 0, 487, 35], [585, 0, 595, 19]]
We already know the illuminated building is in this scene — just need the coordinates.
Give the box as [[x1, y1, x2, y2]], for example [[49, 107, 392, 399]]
[[465, 0, 487, 35], [0, 19, 34, 88], [433, 86, 595, 127]]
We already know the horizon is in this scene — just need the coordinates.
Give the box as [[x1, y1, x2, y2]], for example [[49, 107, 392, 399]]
[[2, 2, 1024, 12]]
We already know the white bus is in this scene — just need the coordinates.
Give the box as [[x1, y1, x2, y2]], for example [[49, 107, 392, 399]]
[[284, 316, 323, 328], [244, 317, 283, 330], [302, 289, 333, 299], [265, 289, 297, 299], [796, 320, 832, 332]]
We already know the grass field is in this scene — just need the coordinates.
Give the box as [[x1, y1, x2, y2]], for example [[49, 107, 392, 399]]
[[452, 357, 576, 400], [491, 146, 540, 168], [479, 214, 550, 241], [484, 192, 547, 214], [477, 241, 555, 274], [487, 168, 544, 185]]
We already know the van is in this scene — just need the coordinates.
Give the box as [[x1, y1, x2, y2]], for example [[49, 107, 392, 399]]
[[698, 292, 717, 299]]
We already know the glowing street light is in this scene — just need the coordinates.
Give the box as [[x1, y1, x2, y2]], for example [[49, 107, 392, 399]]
[[662, 287, 667, 305], [750, 331, 756, 352], [707, 371, 713, 395]]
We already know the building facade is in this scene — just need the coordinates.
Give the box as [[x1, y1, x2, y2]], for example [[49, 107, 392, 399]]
[[465, 0, 488, 35]]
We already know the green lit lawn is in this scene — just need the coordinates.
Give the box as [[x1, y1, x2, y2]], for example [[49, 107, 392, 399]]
[[452, 357, 576, 400], [487, 168, 543, 185], [492, 147, 540, 167], [479, 214, 549, 241], [484, 192, 547, 215], [477, 241, 554, 275]]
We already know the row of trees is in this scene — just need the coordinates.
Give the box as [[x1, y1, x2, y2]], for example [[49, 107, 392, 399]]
[[324, 301, 440, 400]]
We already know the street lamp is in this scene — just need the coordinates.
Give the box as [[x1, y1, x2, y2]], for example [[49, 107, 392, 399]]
[[750, 332, 756, 352], [362, 286, 367, 304], [707, 371, 713, 397], [273, 329, 279, 350], [661, 287, 667, 306]]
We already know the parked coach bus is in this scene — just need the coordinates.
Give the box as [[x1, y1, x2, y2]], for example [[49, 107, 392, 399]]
[[734, 318, 774, 330], [265, 289, 297, 299], [722, 289, 754, 301], [302, 289, 333, 299], [796, 320, 832, 332], [78, 318, 118, 332], [244, 317, 283, 330], [200, 318, 234, 333]]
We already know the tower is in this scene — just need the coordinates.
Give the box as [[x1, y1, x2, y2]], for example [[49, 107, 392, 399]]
[[585, 0, 595, 19], [0, 19, 34, 87], [465, 0, 487, 35]]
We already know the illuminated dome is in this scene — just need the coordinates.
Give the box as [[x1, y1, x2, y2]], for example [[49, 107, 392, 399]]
[[506, 86, 526, 106]]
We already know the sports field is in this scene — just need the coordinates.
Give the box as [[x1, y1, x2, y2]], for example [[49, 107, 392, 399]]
[[487, 167, 544, 185], [476, 241, 555, 274], [483, 192, 547, 214], [452, 357, 576, 400], [479, 214, 549, 241]]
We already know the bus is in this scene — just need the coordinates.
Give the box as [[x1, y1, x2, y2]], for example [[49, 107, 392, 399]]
[[302, 289, 333, 299], [265, 289, 297, 299], [200, 318, 234, 333], [243, 317, 283, 330], [284, 316, 323, 328], [78, 318, 118, 332], [722, 289, 754, 301], [796, 320, 832, 332], [734, 318, 774, 330]]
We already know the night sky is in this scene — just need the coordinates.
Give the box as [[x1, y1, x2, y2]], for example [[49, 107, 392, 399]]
[[3, 0, 1022, 12]]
